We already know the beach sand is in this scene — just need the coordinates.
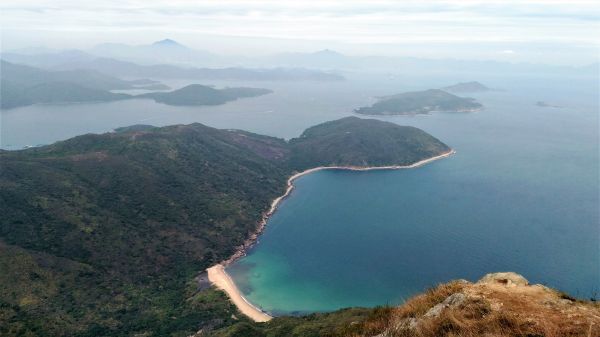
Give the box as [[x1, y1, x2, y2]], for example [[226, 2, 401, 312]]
[[207, 264, 273, 322], [207, 149, 455, 322]]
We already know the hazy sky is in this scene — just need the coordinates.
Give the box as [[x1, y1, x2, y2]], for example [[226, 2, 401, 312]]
[[1, 0, 599, 65]]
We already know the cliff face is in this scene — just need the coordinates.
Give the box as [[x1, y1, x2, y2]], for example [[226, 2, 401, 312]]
[[365, 272, 599, 337]]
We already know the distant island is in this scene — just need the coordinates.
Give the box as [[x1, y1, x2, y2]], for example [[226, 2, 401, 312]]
[[441, 81, 491, 93], [139, 84, 272, 106], [536, 101, 563, 108], [113, 124, 156, 133], [0, 61, 271, 109], [134, 83, 171, 91], [127, 78, 171, 90], [0, 117, 450, 336], [355, 89, 483, 115]]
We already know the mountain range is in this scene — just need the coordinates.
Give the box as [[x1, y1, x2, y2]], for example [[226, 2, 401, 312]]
[[1, 43, 345, 82], [4, 39, 597, 76]]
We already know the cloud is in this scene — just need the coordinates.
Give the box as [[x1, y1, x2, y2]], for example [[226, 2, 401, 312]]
[[1, 0, 598, 64]]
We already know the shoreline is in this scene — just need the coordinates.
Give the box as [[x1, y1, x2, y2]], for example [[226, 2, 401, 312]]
[[206, 149, 455, 322], [207, 265, 273, 322]]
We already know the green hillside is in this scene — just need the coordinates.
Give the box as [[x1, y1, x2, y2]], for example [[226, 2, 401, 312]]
[[0, 61, 134, 109], [289, 117, 450, 169], [0, 60, 135, 91], [0, 117, 450, 336], [1, 81, 129, 109]]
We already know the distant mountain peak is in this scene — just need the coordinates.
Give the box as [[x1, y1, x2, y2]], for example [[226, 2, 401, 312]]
[[152, 39, 185, 47], [313, 49, 343, 57], [441, 81, 490, 93]]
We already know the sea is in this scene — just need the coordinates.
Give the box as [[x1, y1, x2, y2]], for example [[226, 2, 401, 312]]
[[2, 70, 598, 315]]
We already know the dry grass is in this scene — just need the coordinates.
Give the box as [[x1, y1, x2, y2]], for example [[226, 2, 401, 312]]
[[339, 276, 600, 337], [392, 280, 468, 319]]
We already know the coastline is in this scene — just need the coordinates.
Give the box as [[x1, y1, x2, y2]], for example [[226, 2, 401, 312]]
[[207, 265, 273, 322], [206, 149, 455, 322]]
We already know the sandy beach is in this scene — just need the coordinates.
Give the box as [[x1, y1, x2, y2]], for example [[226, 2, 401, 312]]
[[207, 264, 273, 322], [207, 149, 455, 322]]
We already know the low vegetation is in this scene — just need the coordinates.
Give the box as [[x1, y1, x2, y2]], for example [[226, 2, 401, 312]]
[[0, 117, 449, 336]]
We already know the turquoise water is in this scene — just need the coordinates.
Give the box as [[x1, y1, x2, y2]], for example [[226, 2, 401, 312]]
[[227, 78, 599, 315]]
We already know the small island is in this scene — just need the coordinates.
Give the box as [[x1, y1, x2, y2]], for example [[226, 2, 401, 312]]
[[355, 89, 483, 116], [536, 101, 563, 108], [135, 83, 171, 91], [138, 84, 272, 106], [113, 124, 156, 133], [441, 81, 491, 93]]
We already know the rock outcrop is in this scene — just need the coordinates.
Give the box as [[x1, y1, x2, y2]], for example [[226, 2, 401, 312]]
[[372, 272, 600, 337]]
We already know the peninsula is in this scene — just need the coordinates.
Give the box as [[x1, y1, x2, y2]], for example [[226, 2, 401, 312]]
[[0, 117, 450, 335], [354, 89, 483, 115]]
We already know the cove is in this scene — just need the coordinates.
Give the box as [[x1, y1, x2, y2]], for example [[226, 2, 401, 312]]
[[227, 85, 599, 315]]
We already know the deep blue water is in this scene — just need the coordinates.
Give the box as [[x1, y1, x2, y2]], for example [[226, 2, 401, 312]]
[[227, 77, 599, 315]]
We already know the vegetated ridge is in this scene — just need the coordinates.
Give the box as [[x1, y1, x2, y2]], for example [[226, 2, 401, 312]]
[[0, 117, 449, 336]]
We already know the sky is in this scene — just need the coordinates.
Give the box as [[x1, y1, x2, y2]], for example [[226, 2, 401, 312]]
[[1, 0, 599, 65]]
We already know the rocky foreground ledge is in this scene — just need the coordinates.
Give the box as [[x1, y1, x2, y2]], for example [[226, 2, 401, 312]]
[[371, 272, 599, 337]]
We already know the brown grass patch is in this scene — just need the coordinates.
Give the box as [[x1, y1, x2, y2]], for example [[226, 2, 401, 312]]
[[338, 278, 600, 337], [392, 280, 468, 319]]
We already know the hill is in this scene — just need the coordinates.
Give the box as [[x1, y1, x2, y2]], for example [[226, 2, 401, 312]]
[[207, 272, 600, 337], [139, 84, 272, 106], [1, 60, 135, 91], [1, 80, 130, 109], [355, 89, 483, 115], [289, 117, 450, 169], [113, 124, 157, 133], [1, 51, 345, 81], [441, 81, 491, 93], [0, 117, 450, 336], [0, 62, 271, 109], [0, 61, 154, 109]]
